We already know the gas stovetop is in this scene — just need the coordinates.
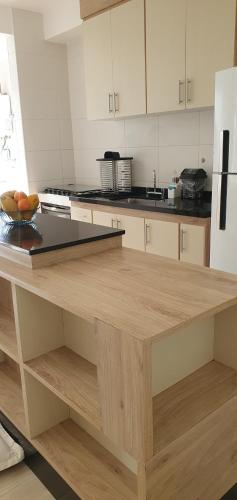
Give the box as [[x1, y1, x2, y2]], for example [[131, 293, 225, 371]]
[[43, 185, 131, 200], [42, 185, 101, 197]]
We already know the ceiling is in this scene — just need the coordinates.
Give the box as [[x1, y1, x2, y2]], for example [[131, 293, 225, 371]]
[[0, 0, 50, 12]]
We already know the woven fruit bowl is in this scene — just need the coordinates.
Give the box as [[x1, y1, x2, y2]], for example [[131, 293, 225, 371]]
[[0, 190, 39, 226], [1, 208, 38, 226]]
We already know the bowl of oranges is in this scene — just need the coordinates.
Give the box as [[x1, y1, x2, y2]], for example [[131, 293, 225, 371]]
[[0, 190, 39, 225]]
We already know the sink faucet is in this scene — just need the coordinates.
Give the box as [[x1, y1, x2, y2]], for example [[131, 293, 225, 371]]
[[153, 169, 157, 192]]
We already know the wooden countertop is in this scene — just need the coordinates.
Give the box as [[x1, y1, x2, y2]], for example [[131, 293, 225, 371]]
[[0, 248, 237, 343]]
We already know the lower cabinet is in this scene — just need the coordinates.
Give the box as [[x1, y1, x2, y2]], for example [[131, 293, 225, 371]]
[[145, 219, 179, 259], [71, 206, 92, 223], [74, 205, 209, 266], [93, 210, 145, 251], [180, 223, 206, 266]]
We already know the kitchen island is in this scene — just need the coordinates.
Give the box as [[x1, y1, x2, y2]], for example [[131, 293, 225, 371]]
[[0, 213, 124, 268], [0, 245, 237, 499]]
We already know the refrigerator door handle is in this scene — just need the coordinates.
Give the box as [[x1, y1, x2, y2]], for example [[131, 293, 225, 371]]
[[218, 130, 230, 230]]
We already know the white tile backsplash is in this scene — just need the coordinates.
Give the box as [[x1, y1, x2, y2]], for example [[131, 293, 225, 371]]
[[158, 111, 199, 147], [26, 150, 62, 182], [158, 146, 199, 184], [23, 119, 61, 152], [12, 10, 75, 189], [199, 110, 214, 145], [67, 36, 214, 190], [125, 116, 157, 148]]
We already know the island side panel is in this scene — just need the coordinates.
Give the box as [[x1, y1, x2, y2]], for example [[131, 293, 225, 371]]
[[96, 319, 153, 462], [214, 303, 237, 370]]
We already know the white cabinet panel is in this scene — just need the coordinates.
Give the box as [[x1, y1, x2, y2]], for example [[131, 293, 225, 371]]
[[93, 210, 117, 228], [93, 210, 145, 250], [186, 0, 236, 108], [71, 206, 92, 223], [111, 0, 146, 117], [116, 214, 145, 251], [146, 0, 186, 113], [83, 12, 114, 120], [180, 224, 205, 265], [145, 219, 179, 259]]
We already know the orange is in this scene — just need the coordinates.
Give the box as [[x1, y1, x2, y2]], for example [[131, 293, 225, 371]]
[[18, 198, 30, 211], [14, 191, 27, 202]]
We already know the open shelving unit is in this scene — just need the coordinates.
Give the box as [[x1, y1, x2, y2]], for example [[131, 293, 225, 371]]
[[153, 360, 237, 453], [25, 346, 100, 429], [0, 354, 26, 434], [1, 274, 237, 499], [0, 277, 18, 362]]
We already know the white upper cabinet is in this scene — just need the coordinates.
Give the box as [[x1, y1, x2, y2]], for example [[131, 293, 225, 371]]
[[186, 0, 236, 109], [83, 0, 146, 120], [146, 0, 236, 114], [83, 12, 113, 120], [146, 0, 186, 114], [111, 0, 146, 117]]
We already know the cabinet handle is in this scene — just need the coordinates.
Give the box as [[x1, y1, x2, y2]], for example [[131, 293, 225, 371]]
[[180, 229, 187, 252], [109, 93, 114, 113], [145, 224, 151, 244], [187, 79, 192, 103], [111, 218, 116, 228], [178, 80, 185, 104], [114, 92, 119, 112], [117, 219, 121, 229]]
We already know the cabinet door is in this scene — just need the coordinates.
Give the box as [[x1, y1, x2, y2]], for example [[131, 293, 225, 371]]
[[93, 210, 117, 228], [111, 0, 146, 117], [83, 12, 114, 120], [186, 0, 236, 108], [71, 206, 92, 223], [145, 219, 179, 259], [146, 0, 186, 113], [117, 215, 145, 251], [180, 224, 205, 265]]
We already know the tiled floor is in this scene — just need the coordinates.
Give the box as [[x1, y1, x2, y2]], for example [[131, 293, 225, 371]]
[[0, 463, 54, 500], [25, 454, 79, 500]]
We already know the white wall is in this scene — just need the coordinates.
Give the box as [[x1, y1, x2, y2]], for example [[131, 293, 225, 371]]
[[43, 0, 82, 41], [11, 9, 75, 193], [67, 34, 214, 190], [0, 5, 13, 34]]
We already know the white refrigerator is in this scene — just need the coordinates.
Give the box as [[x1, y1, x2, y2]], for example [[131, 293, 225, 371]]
[[211, 67, 237, 274]]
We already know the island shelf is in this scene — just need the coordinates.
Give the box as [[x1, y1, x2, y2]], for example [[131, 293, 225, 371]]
[[0, 277, 18, 362], [1, 248, 237, 499], [0, 354, 26, 434]]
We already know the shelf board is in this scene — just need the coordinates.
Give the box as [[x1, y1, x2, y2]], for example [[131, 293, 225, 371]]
[[25, 346, 101, 429], [0, 359, 26, 434], [0, 310, 18, 362], [153, 360, 237, 453], [33, 419, 137, 500]]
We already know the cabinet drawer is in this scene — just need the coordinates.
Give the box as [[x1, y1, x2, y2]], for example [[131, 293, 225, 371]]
[[71, 207, 92, 223], [145, 219, 179, 259]]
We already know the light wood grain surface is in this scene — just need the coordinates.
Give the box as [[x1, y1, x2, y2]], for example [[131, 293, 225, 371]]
[[33, 419, 137, 500], [153, 360, 237, 453], [147, 394, 237, 500], [80, 0, 129, 19], [0, 358, 26, 434], [0, 248, 237, 343], [25, 346, 101, 429]]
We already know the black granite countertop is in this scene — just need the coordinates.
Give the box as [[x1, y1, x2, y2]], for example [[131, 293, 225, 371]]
[[0, 213, 124, 255], [69, 194, 212, 218]]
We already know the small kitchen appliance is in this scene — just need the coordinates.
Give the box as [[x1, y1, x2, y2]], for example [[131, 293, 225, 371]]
[[97, 152, 133, 194], [180, 168, 207, 200]]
